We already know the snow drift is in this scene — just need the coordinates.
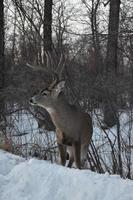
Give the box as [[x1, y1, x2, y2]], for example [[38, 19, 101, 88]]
[[0, 150, 133, 200]]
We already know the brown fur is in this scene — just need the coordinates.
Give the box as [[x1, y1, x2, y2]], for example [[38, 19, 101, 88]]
[[0, 143, 12, 152], [28, 53, 93, 168], [30, 91, 93, 169]]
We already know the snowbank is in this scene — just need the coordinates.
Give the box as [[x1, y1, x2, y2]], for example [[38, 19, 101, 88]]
[[0, 150, 133, 200]]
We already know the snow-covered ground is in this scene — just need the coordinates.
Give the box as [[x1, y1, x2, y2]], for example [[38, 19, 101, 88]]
[[0, 150, 133, 200], [3, 109, 133, 175]]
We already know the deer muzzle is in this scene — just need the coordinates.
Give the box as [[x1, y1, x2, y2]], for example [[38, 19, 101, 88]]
[[29, 97, 37, 105]]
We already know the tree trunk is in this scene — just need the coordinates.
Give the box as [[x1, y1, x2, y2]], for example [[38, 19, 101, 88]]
[[91, 0, 103, 74], [103, 0, 120, 128], [0, 0, 5, 134], [43, 0, 53, 53], [106, 0, 120, 75], [0, 0, 5, 89]]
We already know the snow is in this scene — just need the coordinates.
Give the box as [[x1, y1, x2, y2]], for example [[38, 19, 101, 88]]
[[4, 109, 133, 174], [0, 151, 24, 175], [0, 150, 133, 200]]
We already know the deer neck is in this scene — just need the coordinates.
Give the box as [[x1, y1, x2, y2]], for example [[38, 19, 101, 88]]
[[46, 93, 67, 113], [45, 93, 69, 127]]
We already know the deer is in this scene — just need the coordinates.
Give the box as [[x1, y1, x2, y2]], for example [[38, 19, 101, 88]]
[[0, 134, 12, 152], [29, 52, 93, 169]]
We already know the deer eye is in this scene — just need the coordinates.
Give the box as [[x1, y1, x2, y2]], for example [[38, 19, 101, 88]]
[[40, 89, 48, 96]]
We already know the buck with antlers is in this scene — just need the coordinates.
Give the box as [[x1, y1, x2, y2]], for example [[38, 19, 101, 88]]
[[29, 52, 93, 169]]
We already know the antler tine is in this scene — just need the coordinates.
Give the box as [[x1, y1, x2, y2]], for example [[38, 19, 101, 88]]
[[26, 63, 46, 72], [45, 51, 56, 77], [45, 51, 59, 90], [45, 51, 51, 70], [49, 51, 54, 69], [48, 73, 59, 91], [56, 54, 63, 72], [56, 54, 65, 80]]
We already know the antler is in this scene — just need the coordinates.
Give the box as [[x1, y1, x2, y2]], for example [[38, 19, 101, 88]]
[[26, 51, 53, 72], [48, 74, 58, 90], [45, 51, 54, 71], [26, 51, 65, 88], [26, 63, 46, 71], [45, 51, 65, 84], [56, 54, 65, 80], [47, 53, 65, 90]]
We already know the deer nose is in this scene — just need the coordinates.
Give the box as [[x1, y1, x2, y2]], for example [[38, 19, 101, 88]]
[[29, 98, 35, 104], [29, 98, 33, 103]]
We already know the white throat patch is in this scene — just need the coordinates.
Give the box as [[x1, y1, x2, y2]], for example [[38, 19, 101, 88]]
[[46, 107, 55, 114]]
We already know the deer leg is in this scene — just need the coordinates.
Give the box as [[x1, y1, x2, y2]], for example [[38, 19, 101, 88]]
[[81, 145, 88, 167], [58, 143, 66, 166], [67, 155, 74, 168], [67, 147, 74, 168], [72, 141, 81, 169]]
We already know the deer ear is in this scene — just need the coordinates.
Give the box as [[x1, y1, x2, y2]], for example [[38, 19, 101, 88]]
[[57, 81, 65, 90], [54, 81, 65, 96]]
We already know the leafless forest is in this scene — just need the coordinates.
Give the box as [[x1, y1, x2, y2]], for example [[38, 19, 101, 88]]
[[0, 0, 133, 178]]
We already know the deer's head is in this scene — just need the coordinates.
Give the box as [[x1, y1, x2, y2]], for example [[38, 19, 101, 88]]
[[29, 52, 66, 110]]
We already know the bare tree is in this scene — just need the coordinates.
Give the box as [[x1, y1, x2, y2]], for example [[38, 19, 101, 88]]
[[0, 0, 7, 149], [103, 0, 121, 128], [0, 0, 5, 89], [103, 0, 123, 176], [0, 0, 5, 125], [106, 0, 120, 75], [82, 0, 103, 73], [43, 0, 53, 53]]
